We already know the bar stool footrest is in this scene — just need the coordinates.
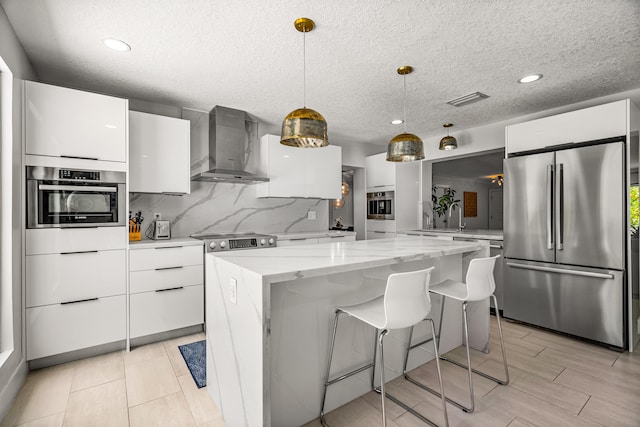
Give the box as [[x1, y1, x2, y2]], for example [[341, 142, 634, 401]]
[[404, 372, 474, 413], [439, 355, 509, 385], [374, 387, 439, 427]]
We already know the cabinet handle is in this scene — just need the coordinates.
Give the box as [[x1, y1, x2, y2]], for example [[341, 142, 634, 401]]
[[374, 231, 386, 233], [61, 297, 99, 305], [154, 246, 183, 250], [155, 266, 184, 271], [289, 238, 307, 241], [155, 286, 184, 293], [489, 244, 503, 249], [61, 155, 99, 161], [330, 235, 345, 239], [60, 250, 99, 255]]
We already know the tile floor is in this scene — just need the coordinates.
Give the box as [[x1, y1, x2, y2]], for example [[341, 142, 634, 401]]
[[0, 332, 224, 427], [2, 318, 640, 427]]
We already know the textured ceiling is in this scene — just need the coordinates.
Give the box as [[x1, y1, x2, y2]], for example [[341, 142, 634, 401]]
[[2, 0, 640, 148]]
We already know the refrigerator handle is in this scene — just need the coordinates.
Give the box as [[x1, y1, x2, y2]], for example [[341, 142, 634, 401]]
[[506, 262, 614, 279], [557, 163, 564, 250], [546, 164, 554, 250]]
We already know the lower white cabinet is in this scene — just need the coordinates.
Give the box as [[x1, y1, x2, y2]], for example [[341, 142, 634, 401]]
[[25, 228, 127, 361], [130, 285, 204, 338], [27, 295, 126, 360], [367, 231, 396, 240], [277, 234, 356, 246], [129, 239, 204, 340], [277, 237, 320, 247], [317, 235, 356, 243]]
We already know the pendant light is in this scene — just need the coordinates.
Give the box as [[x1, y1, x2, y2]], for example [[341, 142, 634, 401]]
[[439, 123, 458, 150], [387, 66, 424, 162], [491, 174, 504, 186], [341, 180, 350, 196], [280, 18, 328, 148], [332, 198, 345, 208]]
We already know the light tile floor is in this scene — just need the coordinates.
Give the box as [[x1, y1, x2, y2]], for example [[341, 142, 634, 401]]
[[3, 319, 640, 427], [1, 332, 224, 427]]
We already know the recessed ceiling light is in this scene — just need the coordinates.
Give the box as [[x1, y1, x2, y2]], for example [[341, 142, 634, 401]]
[[518, 74, 543, 84], [103, 38, 131, 52], [390, 119, 404, 125]]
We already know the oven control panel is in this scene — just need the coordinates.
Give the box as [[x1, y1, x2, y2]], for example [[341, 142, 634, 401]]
[[59, 169, 101, 180]]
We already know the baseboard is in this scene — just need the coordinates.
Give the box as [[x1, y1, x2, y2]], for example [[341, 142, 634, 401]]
[[0, 357, 28, 422], [129, 324, 204, 349]]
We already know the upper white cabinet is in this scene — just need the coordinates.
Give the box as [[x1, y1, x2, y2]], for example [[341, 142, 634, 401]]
[[257, 134, 342, 199], [129, 111, 191, 194], [365, 152, 395, 188], [25, 81, 127, 162], [506, 100, 629, 154]]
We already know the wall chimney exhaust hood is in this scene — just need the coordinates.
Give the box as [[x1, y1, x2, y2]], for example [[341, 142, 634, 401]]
[[190, 106, 269, 184]]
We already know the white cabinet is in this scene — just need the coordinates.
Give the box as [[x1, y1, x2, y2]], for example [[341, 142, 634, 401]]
[[317, 235, 356, 244], [128, 241, 204, 339], [277, 237, 319, 247], [25, 228, 127, 360], [506, 100, 629, 154], [129, 111, 191, 194], [367, 220, 396, 240], [24, 81, 127, 162], [365, 152, 395, 189], [257, 134, 342, 199], [276, 232, 356, 246]]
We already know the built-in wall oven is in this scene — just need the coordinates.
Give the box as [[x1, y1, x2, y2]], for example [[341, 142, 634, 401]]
[[367, 191, 395, 220], [27, 166, 126, 228]]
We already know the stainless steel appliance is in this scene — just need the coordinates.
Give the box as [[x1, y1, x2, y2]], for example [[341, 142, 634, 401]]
[[152, 220, 171, 240], [367, 191, 395, 220], [503, 137, 626, 348], [27, 166, 126, 228], [190, 232, 277, 253]]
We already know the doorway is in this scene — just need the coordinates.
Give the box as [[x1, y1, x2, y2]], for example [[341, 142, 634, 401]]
[[489, 188, 503, 229]]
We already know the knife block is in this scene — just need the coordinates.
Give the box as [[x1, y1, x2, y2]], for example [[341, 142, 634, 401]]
[[129, 221, 141, 241]]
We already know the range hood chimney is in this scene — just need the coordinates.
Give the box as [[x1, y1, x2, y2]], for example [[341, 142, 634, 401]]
[[190, 106, 269, 184]]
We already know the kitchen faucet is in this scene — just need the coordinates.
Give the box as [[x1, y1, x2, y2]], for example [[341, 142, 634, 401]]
[[448, 202, 465, 231]]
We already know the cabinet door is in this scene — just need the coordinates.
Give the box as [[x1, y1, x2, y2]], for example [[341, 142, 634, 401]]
[[26, 250, 126, 307], [366, 152, 395, 188], [277, 238, 319, 246], [27, 295, 126, 360], [305, 145, 342, 199], [129, 285, 204, 338], [506, 100, 628, 154], [25, 81, 127, 162], [26, 227, 127, 255], [367, 231, 395, 239], [262, 135, 306, 197], [129, 245, 203, 271], [129, 111, 191, 194]]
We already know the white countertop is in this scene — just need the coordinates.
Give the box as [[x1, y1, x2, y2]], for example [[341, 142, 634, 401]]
[[399, 229, 504, 240], [274, 230, 356, 240], [128, 237, 203, 249], [209, 236, 487, 282]]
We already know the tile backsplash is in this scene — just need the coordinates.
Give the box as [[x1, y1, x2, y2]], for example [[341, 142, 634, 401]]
[[130, 183, 329, 239]]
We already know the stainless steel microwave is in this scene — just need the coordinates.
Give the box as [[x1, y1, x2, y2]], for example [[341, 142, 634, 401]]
[[26, 166, 126, 228], [367, 191, 395, 220]]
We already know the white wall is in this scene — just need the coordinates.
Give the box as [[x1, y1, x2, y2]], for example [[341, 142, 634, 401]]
[[0, 3, 37, 420]]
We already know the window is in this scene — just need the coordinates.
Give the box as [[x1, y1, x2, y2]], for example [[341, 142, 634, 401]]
[[631, 185, 639, 237]]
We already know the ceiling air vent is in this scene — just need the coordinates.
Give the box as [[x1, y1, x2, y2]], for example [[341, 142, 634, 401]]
[[446, 92, 489, 107]]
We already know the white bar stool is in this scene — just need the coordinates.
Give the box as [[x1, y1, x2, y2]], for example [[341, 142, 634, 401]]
[[403, 255, 509, 413], [320, 267, 449, 427]]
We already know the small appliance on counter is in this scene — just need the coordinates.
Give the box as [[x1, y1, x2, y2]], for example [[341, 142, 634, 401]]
[[151, 220, 171, 240]]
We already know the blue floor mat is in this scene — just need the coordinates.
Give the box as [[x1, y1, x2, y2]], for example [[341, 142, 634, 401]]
[[178, 340, 206, 388]]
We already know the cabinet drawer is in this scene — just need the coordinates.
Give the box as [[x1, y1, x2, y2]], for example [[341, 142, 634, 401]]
[[277, 238, 319, 247], [130, 285, 204, 339], [367, 231, 396, 240], [318, 235, 355, 243], [129, 245, 203, 271], [367, 219, 396, 232], [130, 265, 203, 294], [27, 295, 126, 360], [26, 250, 125, 307], [26, 227, 127, 255]]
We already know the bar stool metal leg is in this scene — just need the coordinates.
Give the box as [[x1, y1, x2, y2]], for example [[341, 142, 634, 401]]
[[379, 329, 389, 427]]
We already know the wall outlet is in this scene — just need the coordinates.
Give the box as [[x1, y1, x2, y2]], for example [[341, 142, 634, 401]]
[[229, 278, 237, 305], [307, 210, 316, 220], [153, 212, 161, 220]]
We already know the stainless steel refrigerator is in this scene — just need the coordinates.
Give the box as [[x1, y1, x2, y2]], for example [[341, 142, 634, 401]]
[[504, 139, 626, 348]]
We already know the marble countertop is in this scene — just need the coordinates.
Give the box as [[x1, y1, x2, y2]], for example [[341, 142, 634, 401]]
[[209, 236, 487, 282], [399, 229, 504, 240], [274, 230, 356, 240], [128, 237, 203, 249]]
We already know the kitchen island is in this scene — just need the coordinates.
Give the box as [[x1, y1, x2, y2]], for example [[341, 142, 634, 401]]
[[205, 236, 489, 427]]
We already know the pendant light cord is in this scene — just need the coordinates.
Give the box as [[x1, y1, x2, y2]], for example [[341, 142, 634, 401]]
[[403, 74, 407, 133], [303, 30, 306, 108]]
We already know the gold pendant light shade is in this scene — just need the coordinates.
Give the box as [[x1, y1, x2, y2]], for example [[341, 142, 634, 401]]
[[439, 123, 458, 150], [280, 18, 329, 148], [387, 133, 425, 162], [387, 66, 425, 162], [281, 107, 328, 147]]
